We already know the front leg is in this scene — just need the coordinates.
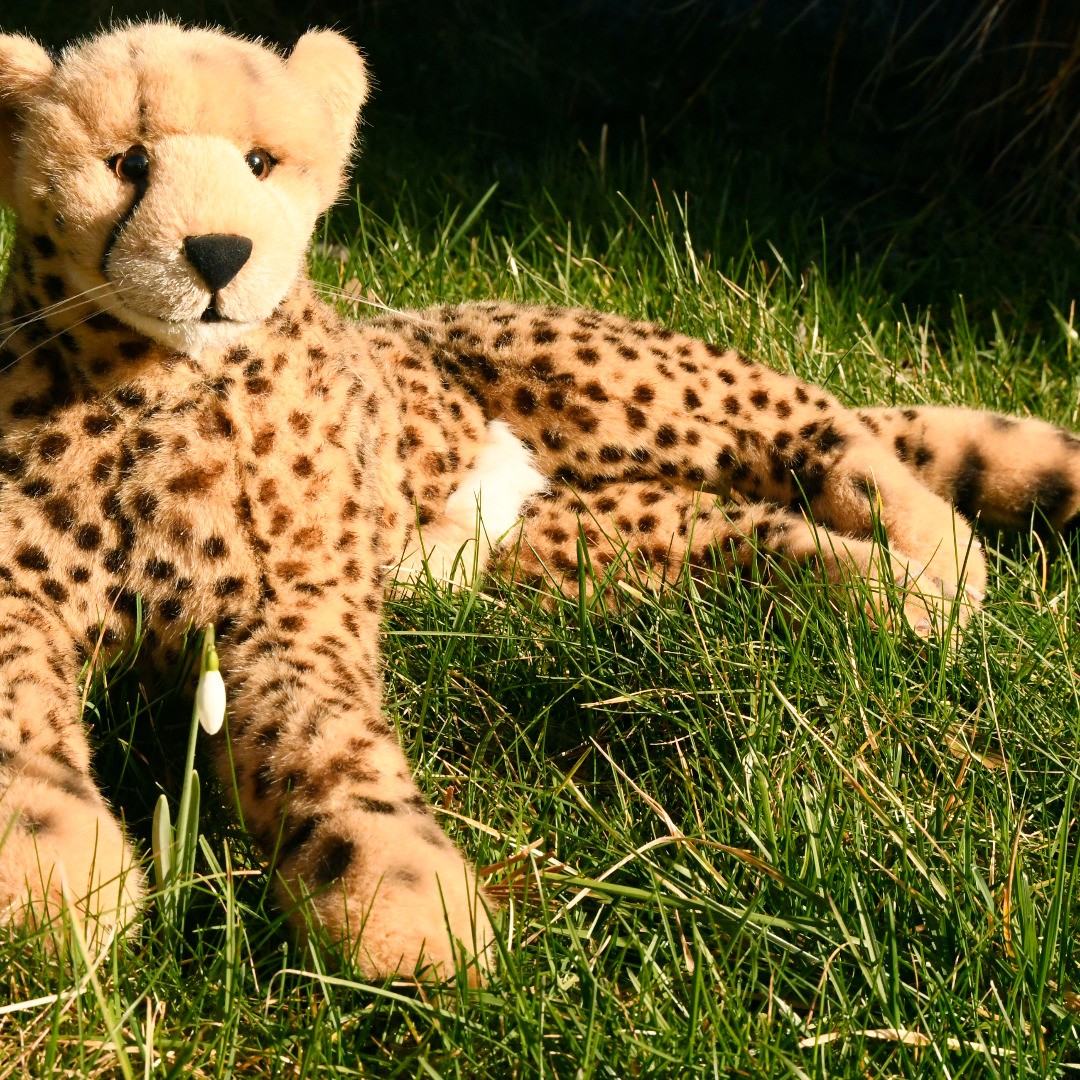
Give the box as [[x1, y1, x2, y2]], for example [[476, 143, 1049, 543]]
[[0, 594, 143, 936], [222, 607, 493, 983]]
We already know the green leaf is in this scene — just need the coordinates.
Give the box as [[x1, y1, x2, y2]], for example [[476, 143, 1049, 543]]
[[151, 792, 173, 894]]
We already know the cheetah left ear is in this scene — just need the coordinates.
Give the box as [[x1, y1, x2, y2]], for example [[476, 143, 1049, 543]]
[[286, 30, 369, 203], [0, 34, 55, 208]]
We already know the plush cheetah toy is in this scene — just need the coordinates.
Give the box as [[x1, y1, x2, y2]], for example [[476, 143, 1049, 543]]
[[0, 23, 1078, 984]]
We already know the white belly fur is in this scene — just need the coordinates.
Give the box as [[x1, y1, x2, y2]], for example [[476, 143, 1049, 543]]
[[391, 420, 548, 587]]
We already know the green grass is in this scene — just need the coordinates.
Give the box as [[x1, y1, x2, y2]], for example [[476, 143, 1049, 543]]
[[2, 177, 1080, 1077]]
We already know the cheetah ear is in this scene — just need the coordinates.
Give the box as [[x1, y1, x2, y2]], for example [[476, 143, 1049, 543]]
[[0, 34, 54, 207], [286, 30, 369, 201]]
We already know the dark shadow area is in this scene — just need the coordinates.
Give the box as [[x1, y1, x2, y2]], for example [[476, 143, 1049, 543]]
[[4, 1, 1078, 324]]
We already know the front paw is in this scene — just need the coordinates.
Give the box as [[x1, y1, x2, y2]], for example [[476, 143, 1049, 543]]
[[281, 810, 495, 985], [0, 774, 144, 943]]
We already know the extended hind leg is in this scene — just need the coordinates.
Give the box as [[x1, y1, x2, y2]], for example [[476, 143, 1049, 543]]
[[496, 482, 967, 633], [421, 305, 986, 615], [857, 406, 1080, 532]]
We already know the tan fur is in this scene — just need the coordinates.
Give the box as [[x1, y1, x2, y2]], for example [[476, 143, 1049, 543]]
[[0, 23, 1077, 982]]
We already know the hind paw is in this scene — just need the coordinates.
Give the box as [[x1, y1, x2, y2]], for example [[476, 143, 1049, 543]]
[[888, 558, 983, 638]]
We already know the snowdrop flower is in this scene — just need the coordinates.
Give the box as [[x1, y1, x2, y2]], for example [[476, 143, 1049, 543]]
[[195, 646, 226, 735]]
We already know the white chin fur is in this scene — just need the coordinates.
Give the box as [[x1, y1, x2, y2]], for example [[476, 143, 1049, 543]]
[[111, 305, 259, 357], [393, 420, 548, 588]]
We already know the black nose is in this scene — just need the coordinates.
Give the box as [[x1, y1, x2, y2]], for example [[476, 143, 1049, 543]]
[[183, 233, 253, 292]]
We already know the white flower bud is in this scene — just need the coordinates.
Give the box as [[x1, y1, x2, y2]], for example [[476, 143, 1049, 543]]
[[195, 668, 226, 735]]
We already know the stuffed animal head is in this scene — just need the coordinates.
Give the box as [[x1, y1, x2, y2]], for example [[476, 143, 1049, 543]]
[[0, 23, 368, 355]]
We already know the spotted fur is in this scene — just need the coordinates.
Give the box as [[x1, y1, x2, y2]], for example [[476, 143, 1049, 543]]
[[0, 23, 1078, 982]]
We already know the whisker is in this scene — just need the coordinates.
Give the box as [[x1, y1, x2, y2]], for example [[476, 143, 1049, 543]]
[[0, 304, 127, 378], [0, 284, 116, 345], [312, 282, 436, 327], [0, 283, 115, 331]]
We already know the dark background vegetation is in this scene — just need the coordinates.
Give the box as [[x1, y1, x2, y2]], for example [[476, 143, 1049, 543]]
[[4, 1, 1079, 325]]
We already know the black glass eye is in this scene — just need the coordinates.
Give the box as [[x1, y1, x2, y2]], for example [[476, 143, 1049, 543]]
[[109, 145, 150, 183], [245, 149, 275, 180]]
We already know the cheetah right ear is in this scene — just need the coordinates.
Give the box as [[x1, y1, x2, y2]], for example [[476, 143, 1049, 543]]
[[0, 34, 54, 208]]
